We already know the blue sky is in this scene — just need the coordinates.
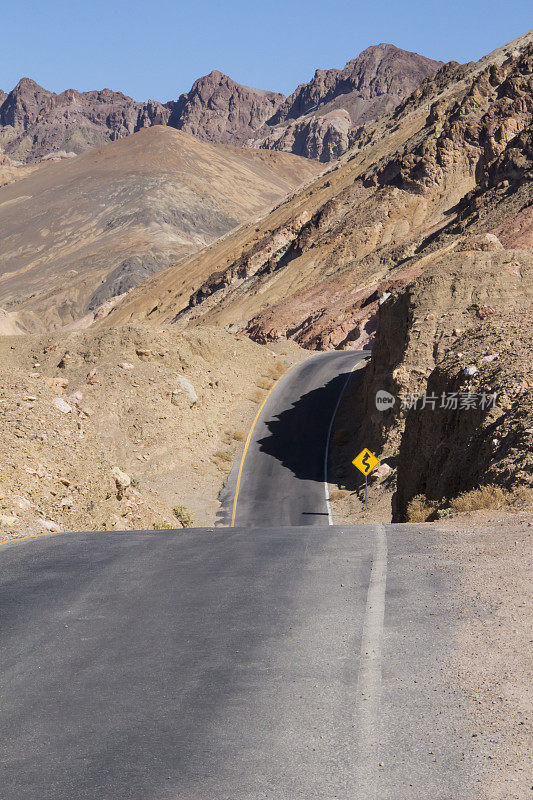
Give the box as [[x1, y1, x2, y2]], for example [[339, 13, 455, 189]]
[[3, 0, 532, 101]]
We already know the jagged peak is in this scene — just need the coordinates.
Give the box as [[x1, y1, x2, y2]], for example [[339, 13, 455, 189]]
[[11, 77, 52, 94]]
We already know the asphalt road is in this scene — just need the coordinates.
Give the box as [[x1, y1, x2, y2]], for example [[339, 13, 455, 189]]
[[0, 526, 474, 800], [219, 350, 369, 527], [0, 351, 476, 799]]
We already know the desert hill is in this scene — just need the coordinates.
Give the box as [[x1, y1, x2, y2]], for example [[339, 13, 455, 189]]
[[0, 126, 320, 332]]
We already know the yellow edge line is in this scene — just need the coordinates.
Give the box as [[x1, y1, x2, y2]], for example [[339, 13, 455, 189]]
[[230, 357, 311, 527], [0, 529, 105, 548]]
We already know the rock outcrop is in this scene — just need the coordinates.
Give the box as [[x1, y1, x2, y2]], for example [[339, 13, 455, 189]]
[[0, 78, 169, 162], [268, 45, 441, 125], [1, 44, 441, 163], [167, 71, 284, 146], [255, 44, 442, 159]]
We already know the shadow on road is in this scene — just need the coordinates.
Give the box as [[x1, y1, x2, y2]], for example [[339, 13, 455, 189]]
[[256, 369, 364, 482]]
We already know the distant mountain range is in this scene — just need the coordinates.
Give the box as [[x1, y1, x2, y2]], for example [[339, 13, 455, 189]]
[[0, 44, 441, 163]]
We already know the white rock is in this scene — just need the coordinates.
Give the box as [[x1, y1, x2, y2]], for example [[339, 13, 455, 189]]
[[119, 362, 135, 370], [463, 365, 478, 377], [40, 519, 61, 532], [373, 463, 392, 481], [0, 514, 18, 528], [67, 390, 83, 407], [52, 397, 72, 414], [171, 375, 198, 407], [112, 467, 131, 499], [12, 495, 35, 512]]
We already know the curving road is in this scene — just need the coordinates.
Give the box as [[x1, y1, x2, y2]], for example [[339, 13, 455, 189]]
[[0, 352, 477, 799], [219, 350, 368, 528]]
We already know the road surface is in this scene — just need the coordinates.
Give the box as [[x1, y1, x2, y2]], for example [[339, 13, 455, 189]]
[[0, 352, 477, 799], [219, 350, 368, 527], [0, 526, 474, 800]]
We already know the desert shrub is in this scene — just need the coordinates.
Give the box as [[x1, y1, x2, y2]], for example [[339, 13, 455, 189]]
[[173, 505, 194, 528], [266, 362, 285, 379], [449, 485, 508, 513], [153, 521, 173, 530], [329, 489, 349, 501], [213, 449, 234, 471], [227, 429, 246, 442], [256, 378, 272, 390], [213, 449, 232, 463], [406, 495, 437, 522], [249, 389, 264, 403]]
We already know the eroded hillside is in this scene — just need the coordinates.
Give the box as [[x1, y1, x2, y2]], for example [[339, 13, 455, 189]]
[[0, 127, 320, 332], [104, 31, 532, 346]]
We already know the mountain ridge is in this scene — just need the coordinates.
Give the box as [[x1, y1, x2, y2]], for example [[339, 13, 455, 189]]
[[0, 43, 441, 163]]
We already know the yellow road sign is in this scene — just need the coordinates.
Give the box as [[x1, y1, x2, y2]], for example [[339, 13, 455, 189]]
[[352, 448, 380, 476]]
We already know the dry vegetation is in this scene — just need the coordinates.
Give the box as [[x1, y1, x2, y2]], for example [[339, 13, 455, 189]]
[[406, 486, 533, 523], [172, 505, 194, 528]]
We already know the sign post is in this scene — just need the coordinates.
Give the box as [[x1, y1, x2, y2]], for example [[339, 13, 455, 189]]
[[352, 448, 380, 509]]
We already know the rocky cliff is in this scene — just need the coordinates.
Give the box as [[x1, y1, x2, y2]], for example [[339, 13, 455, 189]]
[[0, 78, 169, 162], [256, 44, 442, 160], [166, 71, 284, 145], [1, 43, 441, 163]]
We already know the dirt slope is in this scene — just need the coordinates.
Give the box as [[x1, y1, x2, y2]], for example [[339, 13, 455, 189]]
[[0, 126, 320, 331], [0, 326, 303, 538]]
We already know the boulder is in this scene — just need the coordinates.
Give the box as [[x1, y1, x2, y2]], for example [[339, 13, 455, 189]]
[[112, 466, 131, 499], [40, 519, 61, 532], [68, 390, 83, 407], [372, 463, 392, 481], [52, 397, 72, 414], [171, 376, 198, 407]]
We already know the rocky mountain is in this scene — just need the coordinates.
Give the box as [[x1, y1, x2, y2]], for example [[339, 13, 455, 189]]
[[166, 71, 284, 146], [0, 126, 320, 331], [1, 44, 440, 163], [0, 78, 169, 162], [255, 44, 442, 160]]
